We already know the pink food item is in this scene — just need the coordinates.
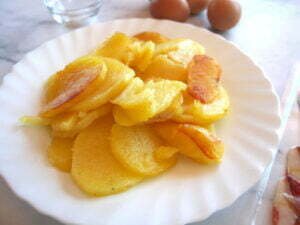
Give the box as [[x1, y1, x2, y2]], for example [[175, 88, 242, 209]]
[[272, 147, 300, 225]]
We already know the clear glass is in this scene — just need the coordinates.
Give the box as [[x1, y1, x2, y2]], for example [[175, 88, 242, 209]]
[[44, 0, 103, 26]]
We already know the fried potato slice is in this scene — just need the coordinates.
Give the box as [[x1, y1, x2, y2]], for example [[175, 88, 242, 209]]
[[51, 112, 78, 132], [147, 93, 183, 123], [154, 146, 179, 162], [142, 39, 205, 81], [141, 55, 188, 81], [51, 104, 112, 137], [154, 39, 205, 58], [134, 31, 170, 44], [111, 124, 177, 176], [112, 77, 186, 126], [40, 56, 107, 118], [173, 86, 229, 125], [187, 55, 221, 103], [152, 122, 224, 164], [95, 32, 155, 72], [112, 106, 137, 127], [20, 116, 50, 126], [129, 40, 155, 72], [94, 32, 134, 65], [48, 137, 74, 172], [71, 116, 143, 196], [70, 57, 135, 112]]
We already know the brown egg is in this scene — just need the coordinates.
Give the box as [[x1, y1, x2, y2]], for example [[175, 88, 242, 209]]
[[187, 0, 210, 14], [207, 0, 241, 31], [150, 0, 191, 22]]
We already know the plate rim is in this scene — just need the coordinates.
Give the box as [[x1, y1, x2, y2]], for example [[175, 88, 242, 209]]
[[0, 18, 281, 225]]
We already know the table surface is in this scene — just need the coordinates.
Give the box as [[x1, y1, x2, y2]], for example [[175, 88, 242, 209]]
[[0, 0, 299, 225]]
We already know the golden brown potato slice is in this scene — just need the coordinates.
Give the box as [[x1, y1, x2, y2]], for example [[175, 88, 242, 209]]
[[94, 32, 133, 65], [51, 112, 78, 133], [71, 116, 143, 196], [51, 104, 112, 137], [112, 77, 186, 126], [187, 55, 221, 103], [112, 106, 137, 127], [147, 93, 184, 123], [70, 57, 135, 112], [154, 146, 179, 162], [48, 137, 74, 172], [152, 122, 224, 164], [134, 31, 170, 44], [20, 116, 50, 126], [142, 39, 205, 81], [40, 56, 107, 118], [141, 55, 188, 81], [94, 32, 155, 72], [154, 39, 205, 57], [111, 124, 177, 176], [172, 86, 229, 125], [129, 40, 155, 72]]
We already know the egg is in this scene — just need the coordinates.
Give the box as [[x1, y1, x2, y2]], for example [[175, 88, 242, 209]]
[[187, 0, 210, 14], [150, 0, 191, 22], [207, 0, 241, 31]]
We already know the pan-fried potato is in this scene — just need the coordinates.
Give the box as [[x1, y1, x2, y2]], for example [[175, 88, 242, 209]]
[[187, 55, 221, 104], [20, 116, 50, 126], [22, 31, 230, 197], [51, 104, 112, 137], [112, 77, 186, 125], [152, 122, 224, 164], [142, 39, 205, 81], [141, 55, 187, 81], [71, 116, 143, 196], [129, 40, 155, 72], [40, 56, 107, 118], [95, 32, 155, 72], [70, 57, 135, 112], [173, 86, 229, 125], [95, 32, 133, 65], [111, 124, 177, 176], [134, 31, 170, 44], [48, 137, 74, 172], [154, 146, 179, 162], [51, 112, 78, 133], [147, 93, 183, 123]]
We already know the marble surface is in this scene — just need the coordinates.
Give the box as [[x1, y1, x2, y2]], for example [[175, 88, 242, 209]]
[[0, 0, 299, 225]]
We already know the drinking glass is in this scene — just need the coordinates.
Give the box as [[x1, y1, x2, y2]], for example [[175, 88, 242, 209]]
[[44, 0, 103, 25]]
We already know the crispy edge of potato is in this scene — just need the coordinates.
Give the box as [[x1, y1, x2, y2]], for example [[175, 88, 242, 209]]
[[178, 124, 224, 161], [172, 85, 230, 125], [152, 122, 224, 164], [40, 63, 107, 118], [187, 55, 221, 103], [43, 56, 107, 103]]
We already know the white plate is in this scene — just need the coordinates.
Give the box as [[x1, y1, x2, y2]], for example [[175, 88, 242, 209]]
[[0, 18, 281, 225]]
